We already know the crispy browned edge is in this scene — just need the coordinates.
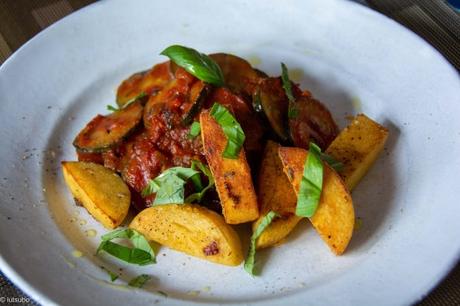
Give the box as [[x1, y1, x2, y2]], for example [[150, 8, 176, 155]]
[[200, 110, 259, 224]]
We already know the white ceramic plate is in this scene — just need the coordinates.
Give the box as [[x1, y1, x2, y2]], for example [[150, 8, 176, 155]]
[[1, 0, 459, 305]]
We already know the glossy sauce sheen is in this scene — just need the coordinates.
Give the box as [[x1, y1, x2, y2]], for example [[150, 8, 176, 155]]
[[75, 56, 338, 210], [77, 61, 264, 209]]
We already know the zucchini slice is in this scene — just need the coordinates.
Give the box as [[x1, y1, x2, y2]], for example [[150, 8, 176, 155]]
[[182, 81, 212, 125], [288, 94, 339, 150], [254, 77, 289, 141], [73, 101, 143, 153], [209, 53, 260, 96], [116, 61, 173, 107]]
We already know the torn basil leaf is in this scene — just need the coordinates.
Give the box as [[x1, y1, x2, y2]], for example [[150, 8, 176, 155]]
[[185, 160, 215, 203], [101, 266, 119, 282], [141, 167, 200, 205], [161, 45, 224, 86], [210, 103, 246, 159], [296, 142, 324, 218], [244, 211, 279, 276], [107, 92, 146, 112], [320, 152, 344, 172], [188, 121, 201, 139], [281, 63, 299, 119], [128, 274, 151, 288], [97, 229, 156, 265]]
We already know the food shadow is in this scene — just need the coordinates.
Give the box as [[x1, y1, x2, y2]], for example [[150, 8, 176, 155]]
[[346, 119, 400, 253]]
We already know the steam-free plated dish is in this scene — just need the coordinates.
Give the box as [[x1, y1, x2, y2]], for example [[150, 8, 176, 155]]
[[62, 45, 388, 276], [1, 1, 460, 305]]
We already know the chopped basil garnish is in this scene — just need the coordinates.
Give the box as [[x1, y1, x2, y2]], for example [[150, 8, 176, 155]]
[[142, 167, 200, 205], [287, 106, 299, 119], [128, 274, 151, 288], [97, 229, 156, 265], [296, 142, 324, 218], [210, 103, 246, 159], [281, 63, 299, 119], [101, 266, 119, 282], [142, 163, 214, 204], [281, 63, 295, 102], [320, 152, 344, 172], [188, 121, 201, 139], [244, 211, 279, 276], [107, 92, 147, 112], [185, 160, 215, 203], [106, 104, 119, 112], [160, 45, 224, 86]]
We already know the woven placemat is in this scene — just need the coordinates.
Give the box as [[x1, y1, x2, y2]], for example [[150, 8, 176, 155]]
[[0, 1, 459, 305]]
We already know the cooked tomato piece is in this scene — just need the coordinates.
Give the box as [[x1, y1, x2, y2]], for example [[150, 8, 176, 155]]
[[206, 87, 265, 155]]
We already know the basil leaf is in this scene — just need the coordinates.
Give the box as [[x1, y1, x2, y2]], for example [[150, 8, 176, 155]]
[[210, 103, 246, 159], [97, 241, 153, 265], [281, 63, 295, 102], [107, 92, 147, 112], [188, 121, 201, 139], [296, 142, 324, 217], [128, 274, 151, 288], [106, 104, 119, 112], [320, 152, 344, 172], [281, 63, 299, 119], [244, 211, 279, 276], [142, 167, 200, 205], [101, 266, 119, 282], [160, 45, 224, 86], [97, 229, 156, 265], [122, 92, 147, 109], [185, 160, 215, 203]]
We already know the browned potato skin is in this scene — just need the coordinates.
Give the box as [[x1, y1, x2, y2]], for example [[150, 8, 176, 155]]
[[61, 162, 130, 229], [129, 204, 244, 266], [253, 141, 302, 249], [200, 110, 259, 224], [325, 114, 389, 190], [278, 147, 354, 255]]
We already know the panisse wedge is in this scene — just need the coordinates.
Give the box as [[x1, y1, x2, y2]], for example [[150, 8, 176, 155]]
[[61, 161, 130, 229], [130, 204, 243, 266], [200, 110, 259, 224], [278, 147, 354, 255], [326, 114, 389, 190], [253, 141, 301, 249]]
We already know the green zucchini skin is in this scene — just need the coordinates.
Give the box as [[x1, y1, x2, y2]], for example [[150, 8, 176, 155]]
[[254, 77, 289, 142], [209, 53, 260, 97], [73, 101, 144, 153], [182, 81, 212, 126]]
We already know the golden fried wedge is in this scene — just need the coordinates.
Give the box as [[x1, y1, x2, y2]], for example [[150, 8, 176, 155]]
[[200, 111, 259, 224], [62, 161, 130, 229], [278, 147, 354, 255], [130, 204, 243, 266], [252, 141, 301, 249], [325, 114, 389, 190]]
